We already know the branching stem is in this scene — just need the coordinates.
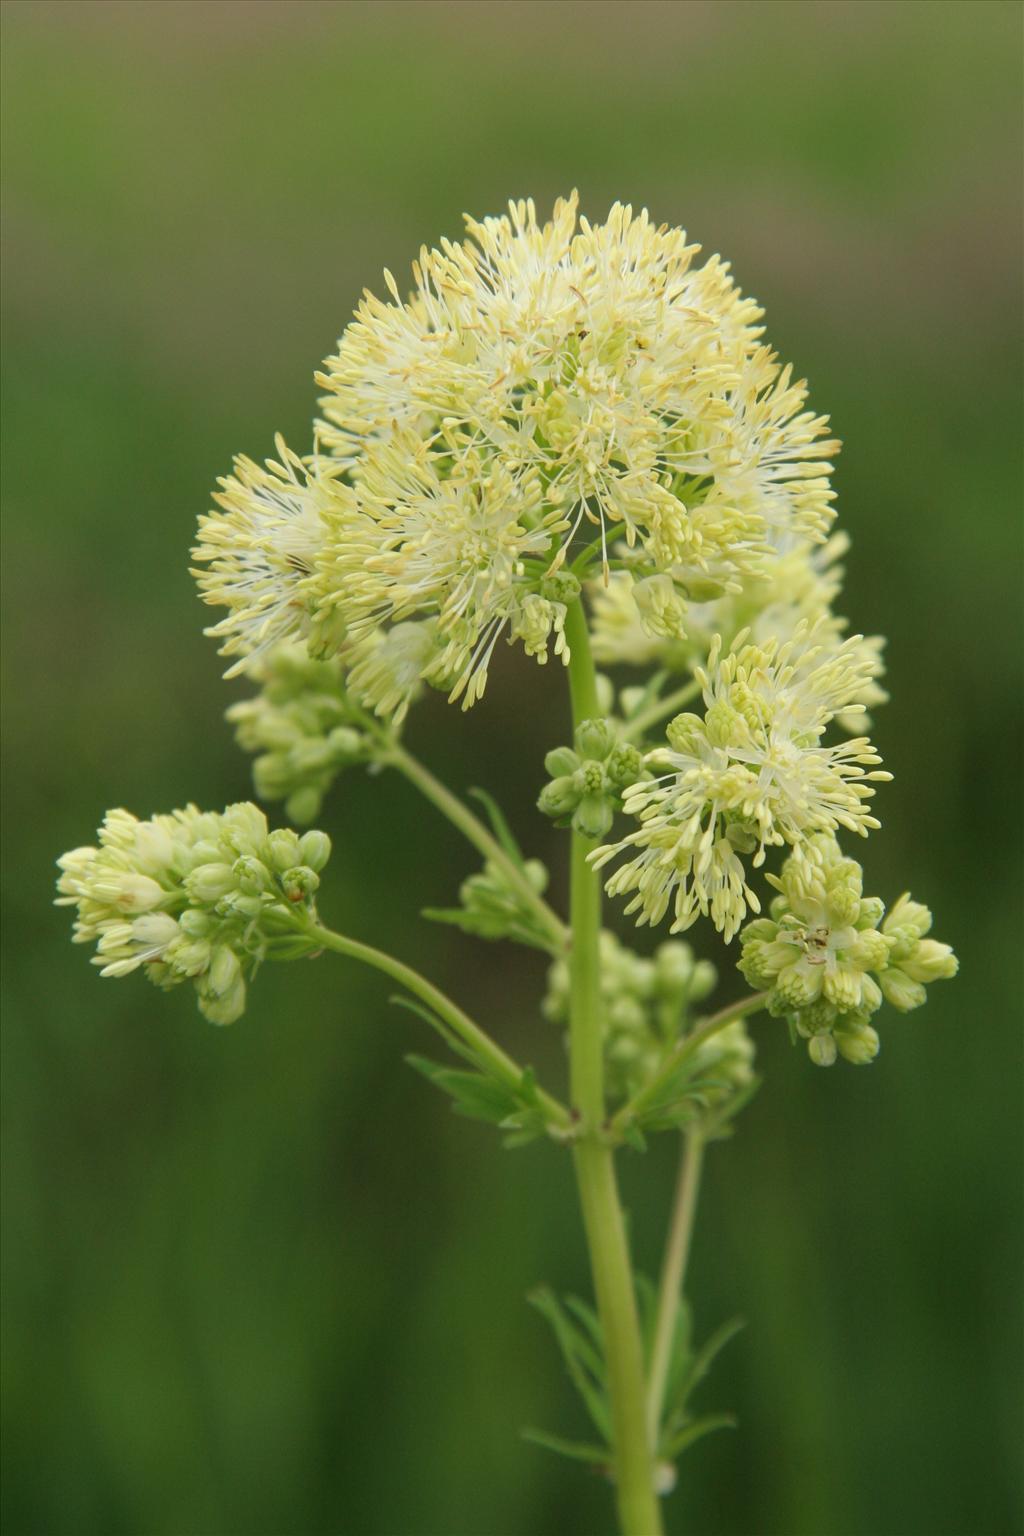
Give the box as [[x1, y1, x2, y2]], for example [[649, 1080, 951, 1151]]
[[383, 742, 569, 954], [646, 1127, 705, 1448], [623, 677, 701, 742], [307, 920, 571, 1134], [611, 993, 769, 1142]]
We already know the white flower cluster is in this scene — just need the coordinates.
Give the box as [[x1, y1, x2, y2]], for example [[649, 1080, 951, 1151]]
[[56, 804, 329, 1024], [590, 532, 888, 733], [194, 194, 839, 715], [593, 623, 891, 941]]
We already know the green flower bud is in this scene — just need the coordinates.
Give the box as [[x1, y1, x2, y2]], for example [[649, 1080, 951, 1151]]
[[577, 760, 607, 796], [856, 895, 886, 929], [267, 829, 302, 872], [284, 786, 323, 826], [178, 908, 213, 939], [197, 973, 246, 1026], [606, 742, 643, 790], [835, 1021, 880, 1065], [808, 1033, 838, 1067], [574, 718, 614, 763], [704, 700, 746, 749], [878, 966, 927, 1012], [298, 830, 332, 872], [776, 962, 820, 1008], [233, 855, 272, 896], [540, 571, 580, 605], [280, 866, 320, 903], [901, 939, 958, 984], [186, 862, 237, 904], [653, 940, 695, 995], [538, 775, 579, 818], [544, 746, 580, 778], [572, 794, 615, 840], [665, 712, 703, 754], [206, 945, 242, 998], [689, 959, 718, 1003]]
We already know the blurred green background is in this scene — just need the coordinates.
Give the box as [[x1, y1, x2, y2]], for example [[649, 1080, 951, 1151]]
[[2, 3, 1021, 1533]]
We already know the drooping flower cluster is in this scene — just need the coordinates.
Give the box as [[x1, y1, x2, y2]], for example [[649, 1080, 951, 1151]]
[[55, 804, 329, 1024], [593, 623, 891, 940], [227, 645, 377, 824], [543, 932, 721, 1099], [737, 835, 957, 1065], [194, 194, 840, 714]]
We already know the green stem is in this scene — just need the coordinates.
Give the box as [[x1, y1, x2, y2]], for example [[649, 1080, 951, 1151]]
[[308, 921, 571, 1134], [384, 741, 568, 954], [611, 993, 768, 1142], [564, 599, 663, 1536], [646, 1127, 704, 1449], [623, 677, 701, 742]]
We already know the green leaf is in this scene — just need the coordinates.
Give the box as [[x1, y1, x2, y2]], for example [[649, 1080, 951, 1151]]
[[621, 1119, 648, 1153], [702, 1076, 763, 1140], [521, 1427, 610, 1466], [391, 995, 482, 1070], [528, 1287, 612, 1441], [468, 787, 526, 865], [663, 1412, 737, 1460], [405, 1056, 521, 1124], [682, 1315, 746, 1396]]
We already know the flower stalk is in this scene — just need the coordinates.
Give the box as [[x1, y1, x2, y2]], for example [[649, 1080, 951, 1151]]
[[565, 600, 664, 1536]]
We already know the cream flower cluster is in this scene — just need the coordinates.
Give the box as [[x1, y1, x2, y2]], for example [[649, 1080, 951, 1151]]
[[593, 623, 891, 941], [737, 835, 958, 1065], [591, 532, 888, 733], [194, 194, 839, 714], [56, 804, 329, 1024]]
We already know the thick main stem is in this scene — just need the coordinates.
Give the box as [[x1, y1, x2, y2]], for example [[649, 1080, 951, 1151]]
[[646, 1128, 704, 1447], [564, 600, 663, 1536]]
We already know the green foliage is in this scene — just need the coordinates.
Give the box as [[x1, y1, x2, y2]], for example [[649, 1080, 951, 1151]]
[[526, 1281, 743, 1482], [406, 1057, 550, 1148]]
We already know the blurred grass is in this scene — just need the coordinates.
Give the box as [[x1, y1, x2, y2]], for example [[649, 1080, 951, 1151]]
[[2, 3, 1022, 1533]]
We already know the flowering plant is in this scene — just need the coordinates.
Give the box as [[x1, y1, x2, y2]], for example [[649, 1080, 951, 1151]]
[[58, 195, 956, 1535]]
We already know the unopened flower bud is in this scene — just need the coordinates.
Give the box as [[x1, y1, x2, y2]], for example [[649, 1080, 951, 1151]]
[[267, 829, 302, 872], [538, 776, 579, 818], [544, 746, 579, 778], [298, 830, 332, 872], [574, 717, 614, 762], [572, 794, 614, 840], [281, 866, 319, 903], [808, 1033, 838, 1067], [186, 863, 237, 904], [606, 743, 643, 790]]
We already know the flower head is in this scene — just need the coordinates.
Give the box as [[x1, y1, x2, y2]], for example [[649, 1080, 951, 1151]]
[[192, 438, 355, 676], [317, 193, 837, 596], [737, 835, 957, 1064], [196, 196, 842, 715], [593, 623, 891, 939], [56, 803, 330, 1024]]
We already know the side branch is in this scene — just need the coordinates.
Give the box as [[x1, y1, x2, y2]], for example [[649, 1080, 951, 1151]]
[[308, 921, 572, 1134], [610, 993, 768, 1141], [384, 742, 570, 954]]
